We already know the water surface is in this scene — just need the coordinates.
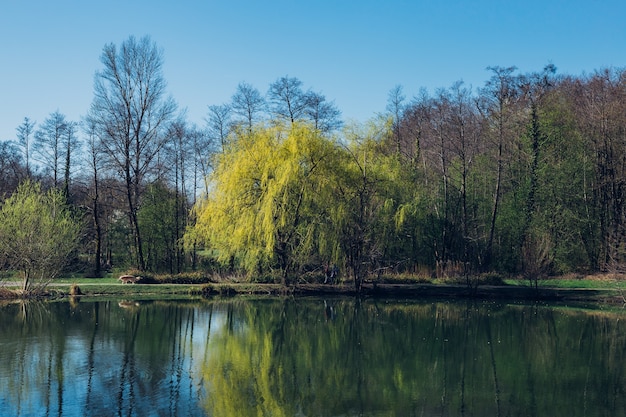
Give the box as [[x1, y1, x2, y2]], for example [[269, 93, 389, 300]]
[[0, 297, 625, 416]]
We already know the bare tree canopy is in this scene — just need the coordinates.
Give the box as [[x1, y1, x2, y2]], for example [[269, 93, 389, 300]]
[[88, 35, 176, 270], [206, 103, 232, 151], [33, 110, 78, 196], [231, 82, 265, 131], [16, 117, 35, 178], [267, 75, 342, 132], [267, 75, 309, 123], [305, 91, 342, 133]]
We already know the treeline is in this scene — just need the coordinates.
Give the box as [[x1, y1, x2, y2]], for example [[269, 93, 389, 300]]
[[1, 35, 625, 288], [190, 64, 626, 289], [382, 65, 626, 282]]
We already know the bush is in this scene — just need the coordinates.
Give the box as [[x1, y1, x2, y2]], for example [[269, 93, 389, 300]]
[[149, 271, 214, 284], [199, 283, 239, 297], [438, 273, 506, 286], [376, 273, 432, 284]]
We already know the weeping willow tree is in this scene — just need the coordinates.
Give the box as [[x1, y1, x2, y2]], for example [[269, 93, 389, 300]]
[[188, 123, 342, 283]]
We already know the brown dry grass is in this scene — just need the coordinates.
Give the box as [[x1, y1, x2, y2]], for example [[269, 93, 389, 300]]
[[0, 288, 19, 299], [581, 272, 626, 282]]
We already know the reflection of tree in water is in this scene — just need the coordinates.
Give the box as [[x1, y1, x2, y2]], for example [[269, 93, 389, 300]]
[[85, 301, 99, 410], [117, 304, 141, 415], [0, 300, 208, 416], [199, 300, 626, 417], [1, 300, 626, 416]]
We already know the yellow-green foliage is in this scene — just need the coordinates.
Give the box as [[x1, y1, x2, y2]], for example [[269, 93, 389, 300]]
[[189, 123, 342, 276], [187, 119, 422, 286], [0, 180, 82, 292]]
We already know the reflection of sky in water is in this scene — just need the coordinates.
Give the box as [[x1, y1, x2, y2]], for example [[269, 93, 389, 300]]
[[0, 302, 228, 417], [2, 300, 626, 417]]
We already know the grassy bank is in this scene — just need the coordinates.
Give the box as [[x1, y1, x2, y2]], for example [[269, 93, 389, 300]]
[[1, 273, 626, 303]]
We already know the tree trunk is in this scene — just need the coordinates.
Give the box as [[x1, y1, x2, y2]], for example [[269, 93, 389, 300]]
[[92, 179, 102, 277]]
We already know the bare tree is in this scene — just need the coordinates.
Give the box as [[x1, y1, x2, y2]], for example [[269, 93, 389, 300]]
[[34, 111, 67, 187], [447, 81, 482, 280], [82, 117, 105, 276], [571, 68, 626, 271], [164, 118, 197, 272], [267, 75, 310, 124], [88, 35, 176, 271], [206, 104, 232, 151], [0, 141, 24, 197], [231, 82, 265, 131], [16, 117, 35, 179], [477, 66, 522, 268], [386, 85, 406, 154], [305, 91, 343, 133], [62, 121, 79, 201], [401, 88, 432, 166], [188, 126, 213, 270]]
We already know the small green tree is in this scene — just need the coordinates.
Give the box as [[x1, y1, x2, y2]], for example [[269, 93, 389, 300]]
[[0, 180, 82, 294]]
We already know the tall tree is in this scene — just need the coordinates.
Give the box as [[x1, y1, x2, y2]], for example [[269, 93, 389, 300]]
[[88, 35, 176, 271], [0, 140, 24, 197], [162, 119, 195, 272], [429, 87, 454, 268], [477, 66, 523, 269], [206, 104, 232, 151], [334, 120, 403, 291], [34, 111, 67, 187], [62, 121, 79, 201], [267, 76, 310, 124], [447, 81, 482, 280], [517, 65, 557, 281], [16, 117, 35, 179], [231, 82, 265, 132], [82, 117, 105, 276], [386, 85, 406, 155], [572, 68, 626, 271], [305, 91, 343, 133]]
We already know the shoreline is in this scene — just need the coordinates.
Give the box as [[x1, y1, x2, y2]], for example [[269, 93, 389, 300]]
[[292, 283, 626, 304], [3, 281, 624, 304]]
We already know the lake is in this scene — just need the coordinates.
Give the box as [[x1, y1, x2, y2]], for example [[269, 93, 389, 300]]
[[0, 297, 625, 416]]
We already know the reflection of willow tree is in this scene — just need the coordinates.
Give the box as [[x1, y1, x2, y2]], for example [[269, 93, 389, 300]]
[[1, 300, 626, 416], [200, 300, 482, 416], [199, 300, 626, 417]]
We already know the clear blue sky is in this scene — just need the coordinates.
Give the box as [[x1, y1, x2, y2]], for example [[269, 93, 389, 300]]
[[1, 0, 625, 141]]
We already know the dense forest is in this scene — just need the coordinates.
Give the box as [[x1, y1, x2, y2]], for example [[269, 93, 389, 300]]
[[1, 35, 626, 290]]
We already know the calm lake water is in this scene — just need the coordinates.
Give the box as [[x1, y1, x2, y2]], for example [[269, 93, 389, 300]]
[[0, 297, 625, 417]]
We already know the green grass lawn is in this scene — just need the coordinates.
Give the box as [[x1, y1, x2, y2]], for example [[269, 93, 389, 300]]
[[4, 273, 626, 300], [10, 274, 626, 290], [505, 278, 626, 289]]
